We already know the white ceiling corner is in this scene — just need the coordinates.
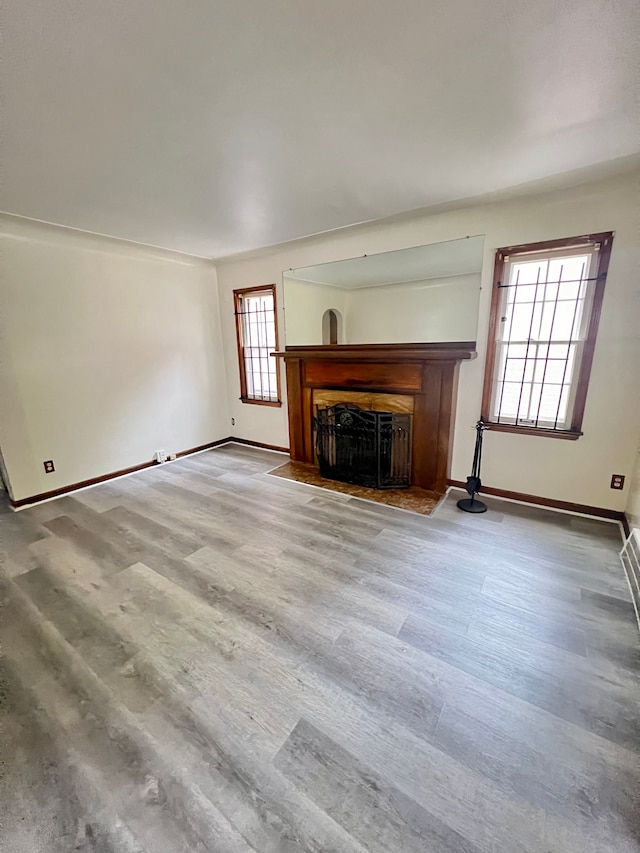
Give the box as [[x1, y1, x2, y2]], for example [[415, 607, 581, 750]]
[[3, 0, 639, 258]]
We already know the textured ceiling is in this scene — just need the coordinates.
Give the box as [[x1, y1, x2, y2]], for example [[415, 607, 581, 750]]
[[3, 0, 639, 258]]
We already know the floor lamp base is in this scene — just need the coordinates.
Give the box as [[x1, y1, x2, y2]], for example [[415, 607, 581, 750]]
[[457, 497, 487, 513]]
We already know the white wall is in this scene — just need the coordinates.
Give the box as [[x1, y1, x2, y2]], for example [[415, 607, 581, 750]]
[[283, 276, 347, 346], [344, 274, 480, 344], [284, 273, 480, 345], [216, 172, 640, 511], [0, 217, 229, 502]]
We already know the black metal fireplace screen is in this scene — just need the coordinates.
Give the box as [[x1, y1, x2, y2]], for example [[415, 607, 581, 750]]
[[314, 404, 412, 489]]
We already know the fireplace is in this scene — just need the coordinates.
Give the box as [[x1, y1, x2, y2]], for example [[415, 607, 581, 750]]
[[315, 404, 412, 489], [272, 343, 477, 494]]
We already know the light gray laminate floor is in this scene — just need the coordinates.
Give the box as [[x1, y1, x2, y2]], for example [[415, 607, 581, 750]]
[[1, 443, 639, 852]]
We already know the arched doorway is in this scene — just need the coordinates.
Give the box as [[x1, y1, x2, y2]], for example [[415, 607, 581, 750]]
[[322, 308, 342, 345]]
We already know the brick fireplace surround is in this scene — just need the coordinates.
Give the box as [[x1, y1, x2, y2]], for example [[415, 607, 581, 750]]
[[272, 343, 477, 494]]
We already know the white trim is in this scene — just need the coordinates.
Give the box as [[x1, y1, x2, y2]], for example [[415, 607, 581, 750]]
[[620, 528, 640, 633]]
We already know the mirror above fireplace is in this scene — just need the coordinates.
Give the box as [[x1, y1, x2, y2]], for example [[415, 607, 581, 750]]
[[283, 235, 485, 347]]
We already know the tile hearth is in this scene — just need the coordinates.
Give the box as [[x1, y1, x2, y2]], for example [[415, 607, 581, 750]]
[[267, 460, 443, 516]]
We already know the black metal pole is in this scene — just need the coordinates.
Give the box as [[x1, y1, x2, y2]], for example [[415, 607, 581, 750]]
[[457, 420, 488, 513]]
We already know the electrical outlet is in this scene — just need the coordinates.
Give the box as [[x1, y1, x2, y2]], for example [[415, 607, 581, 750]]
[[610, 474, 625, 490], [155, 449, 167, 464], [43, 460, 55, 473], [231, 417, 235, 426]]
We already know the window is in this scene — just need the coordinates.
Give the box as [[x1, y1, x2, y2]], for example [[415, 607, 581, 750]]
[[234, 284, 281, 406], [481, 233, 613, 439]]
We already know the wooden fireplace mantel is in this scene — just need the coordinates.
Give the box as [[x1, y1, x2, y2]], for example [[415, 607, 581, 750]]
[[273, 342, 477, 494]]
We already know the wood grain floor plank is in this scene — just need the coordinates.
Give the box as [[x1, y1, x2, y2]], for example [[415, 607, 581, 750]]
[[275, 718, 483, 853], [465, 595, 589, 655], [399, 613, 640, 751], [2, 445, 638, 853], [431, 700, 640, 835]]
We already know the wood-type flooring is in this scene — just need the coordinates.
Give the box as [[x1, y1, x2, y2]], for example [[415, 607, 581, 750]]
[[1, 443, 638, 852]]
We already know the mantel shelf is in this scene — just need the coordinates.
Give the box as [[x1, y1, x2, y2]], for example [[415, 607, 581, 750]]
[[272, 342, 477, 362]]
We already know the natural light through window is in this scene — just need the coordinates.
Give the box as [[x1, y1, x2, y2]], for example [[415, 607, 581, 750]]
[[234, 285, 280, 405], [483, 234, 613, 436]]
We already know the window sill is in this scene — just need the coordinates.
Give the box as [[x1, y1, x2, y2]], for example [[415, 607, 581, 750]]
[[483, 421, 582, 440], [240, 397, 282, 408]]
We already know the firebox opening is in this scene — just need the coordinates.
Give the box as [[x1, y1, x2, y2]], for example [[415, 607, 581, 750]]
[[314, 403, 412, 489]]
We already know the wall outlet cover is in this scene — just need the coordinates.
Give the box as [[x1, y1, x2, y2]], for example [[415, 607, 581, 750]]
[[155, 449, 167, 463], [43, 460, 55, 473]]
